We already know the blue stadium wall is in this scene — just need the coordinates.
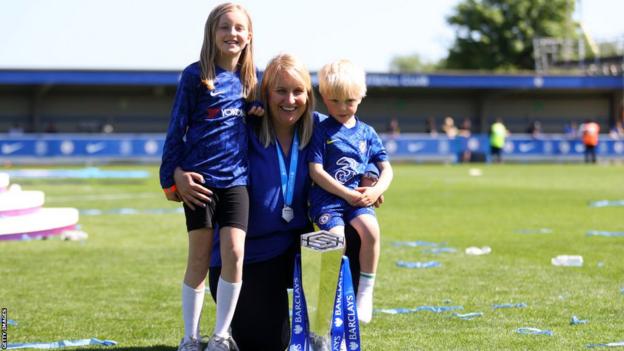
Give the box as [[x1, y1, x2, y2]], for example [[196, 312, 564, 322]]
[[0, 69, 623, 163]]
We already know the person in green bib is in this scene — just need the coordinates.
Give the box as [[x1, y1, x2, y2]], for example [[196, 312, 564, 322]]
[[490, 118, 509, 163]]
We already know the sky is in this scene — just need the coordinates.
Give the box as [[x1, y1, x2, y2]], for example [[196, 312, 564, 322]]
[[1, 0, 623, 73]]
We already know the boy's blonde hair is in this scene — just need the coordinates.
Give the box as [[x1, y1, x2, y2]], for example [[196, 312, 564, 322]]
[[259, 53, 315, 149], [318, 59, 367, 100], [199, 3, 257, 101]]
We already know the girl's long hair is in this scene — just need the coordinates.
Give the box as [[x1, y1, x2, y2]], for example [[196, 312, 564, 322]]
[[259, 53, 315, 149], [199, 3, 257, 101]]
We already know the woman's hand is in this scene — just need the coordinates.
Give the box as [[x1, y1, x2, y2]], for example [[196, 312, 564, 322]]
[[174, 167, 214, 210]]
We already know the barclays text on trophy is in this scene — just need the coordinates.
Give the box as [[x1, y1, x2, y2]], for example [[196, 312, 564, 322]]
[[289, 230, 361, 351]]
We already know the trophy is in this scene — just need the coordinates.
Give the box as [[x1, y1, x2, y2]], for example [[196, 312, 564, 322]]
[[300, 230, 345, 351]]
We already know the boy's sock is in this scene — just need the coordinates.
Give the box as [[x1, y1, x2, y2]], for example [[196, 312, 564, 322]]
[[182, 282, 205, 340], [356, 272, 376, 324], [213, 276, 242, 337]]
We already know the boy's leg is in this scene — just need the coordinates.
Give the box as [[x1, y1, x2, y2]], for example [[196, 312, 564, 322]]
[[349, 214, 380, 324], [183, 228, 214, 342]]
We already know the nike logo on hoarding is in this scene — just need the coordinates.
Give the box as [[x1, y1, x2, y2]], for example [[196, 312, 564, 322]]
[[407, 142, 425, 152], [86, 142, 106, 154], [2, 143, 23, 154], [518, 142, 534, 153]]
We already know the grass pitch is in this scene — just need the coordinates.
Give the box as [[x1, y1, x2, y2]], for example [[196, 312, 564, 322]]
[[1, 164, 623, 350]]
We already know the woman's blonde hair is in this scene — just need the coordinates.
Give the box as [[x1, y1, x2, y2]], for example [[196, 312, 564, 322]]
[[259, 53, 315, 149], [318, 59, 367, 100], [199, 3, 257, 100]]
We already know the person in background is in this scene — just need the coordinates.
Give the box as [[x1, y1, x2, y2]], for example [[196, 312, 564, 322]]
[[442, 116, 458, 138], [425, 116, 438, 136], [564, 121, 578, 139], [579, 118, 600, 163], [457, 118, 472, 163], [489, 118, 509, 163], [386, 117, 401, 136], [526, 120, 542, 139]]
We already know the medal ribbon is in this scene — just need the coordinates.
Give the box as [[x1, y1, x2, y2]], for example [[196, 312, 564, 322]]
[[332, 257, 361, 351], [276, 132, 299, 209], [289, 254, 309, 350], [289, 255, 360, 350]]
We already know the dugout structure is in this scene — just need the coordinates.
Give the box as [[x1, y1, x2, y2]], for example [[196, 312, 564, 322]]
[[0, 68, 623, 135]]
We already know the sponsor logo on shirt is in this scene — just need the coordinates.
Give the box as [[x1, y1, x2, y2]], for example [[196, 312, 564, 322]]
[[334, 157, 358, 184], [207, 107, 245, 119], [209, 90, 223, 97]]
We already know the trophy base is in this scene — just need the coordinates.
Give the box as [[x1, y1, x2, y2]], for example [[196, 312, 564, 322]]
[[308, 332, 331, 351]]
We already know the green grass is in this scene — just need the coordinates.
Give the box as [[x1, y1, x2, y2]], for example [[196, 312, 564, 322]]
[[1, 164, 623, 350]]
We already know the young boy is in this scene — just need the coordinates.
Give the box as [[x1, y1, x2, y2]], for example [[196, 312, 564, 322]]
[[308, 59, 393, 323]]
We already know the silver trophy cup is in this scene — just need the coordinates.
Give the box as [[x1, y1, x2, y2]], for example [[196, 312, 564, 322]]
[[300, 230, 345, 351]]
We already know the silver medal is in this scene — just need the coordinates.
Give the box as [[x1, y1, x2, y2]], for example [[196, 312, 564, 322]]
[[282, 206, 294, 222]]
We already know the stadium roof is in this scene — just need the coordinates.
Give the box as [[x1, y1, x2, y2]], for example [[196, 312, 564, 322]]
[[0, 69, 622, 90]]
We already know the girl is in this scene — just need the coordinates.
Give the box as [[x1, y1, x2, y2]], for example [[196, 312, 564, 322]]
[[159, 3, 257, 351]]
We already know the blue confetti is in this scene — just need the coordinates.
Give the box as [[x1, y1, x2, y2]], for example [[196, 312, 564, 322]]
[[589, 200, 624, 208], [421, 247, 457, 254], [587, 341, 624, 348], [392, 240, 444, 247], [396, 260, 441, 269], [8, 338, 117, 350], [515, 327, 553, 336], [453, 312, 483, 320], [375, 305, 463, 315], [493, 303, 528, 309], [570, 315, 588, 325], [586, 230, 624, 237]]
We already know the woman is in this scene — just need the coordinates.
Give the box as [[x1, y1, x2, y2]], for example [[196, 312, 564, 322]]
[[173, 53, 379, 350]]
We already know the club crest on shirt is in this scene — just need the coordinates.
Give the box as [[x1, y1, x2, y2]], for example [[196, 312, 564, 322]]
[[318, 213, 331, 225], [359, 140, 367, 154]]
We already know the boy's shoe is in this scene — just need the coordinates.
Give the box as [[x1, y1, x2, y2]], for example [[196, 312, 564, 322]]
[[177, 337, 200, 351], [204, 334, 239, 351]]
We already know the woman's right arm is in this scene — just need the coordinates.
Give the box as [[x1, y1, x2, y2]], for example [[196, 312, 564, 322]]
[[173, 167, 214, 210]]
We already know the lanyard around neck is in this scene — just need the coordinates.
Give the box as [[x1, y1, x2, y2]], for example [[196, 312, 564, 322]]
[[275, 132, 299, 207]]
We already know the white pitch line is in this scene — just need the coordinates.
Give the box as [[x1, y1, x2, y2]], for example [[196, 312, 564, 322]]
[[47, 192, 160, 202]]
